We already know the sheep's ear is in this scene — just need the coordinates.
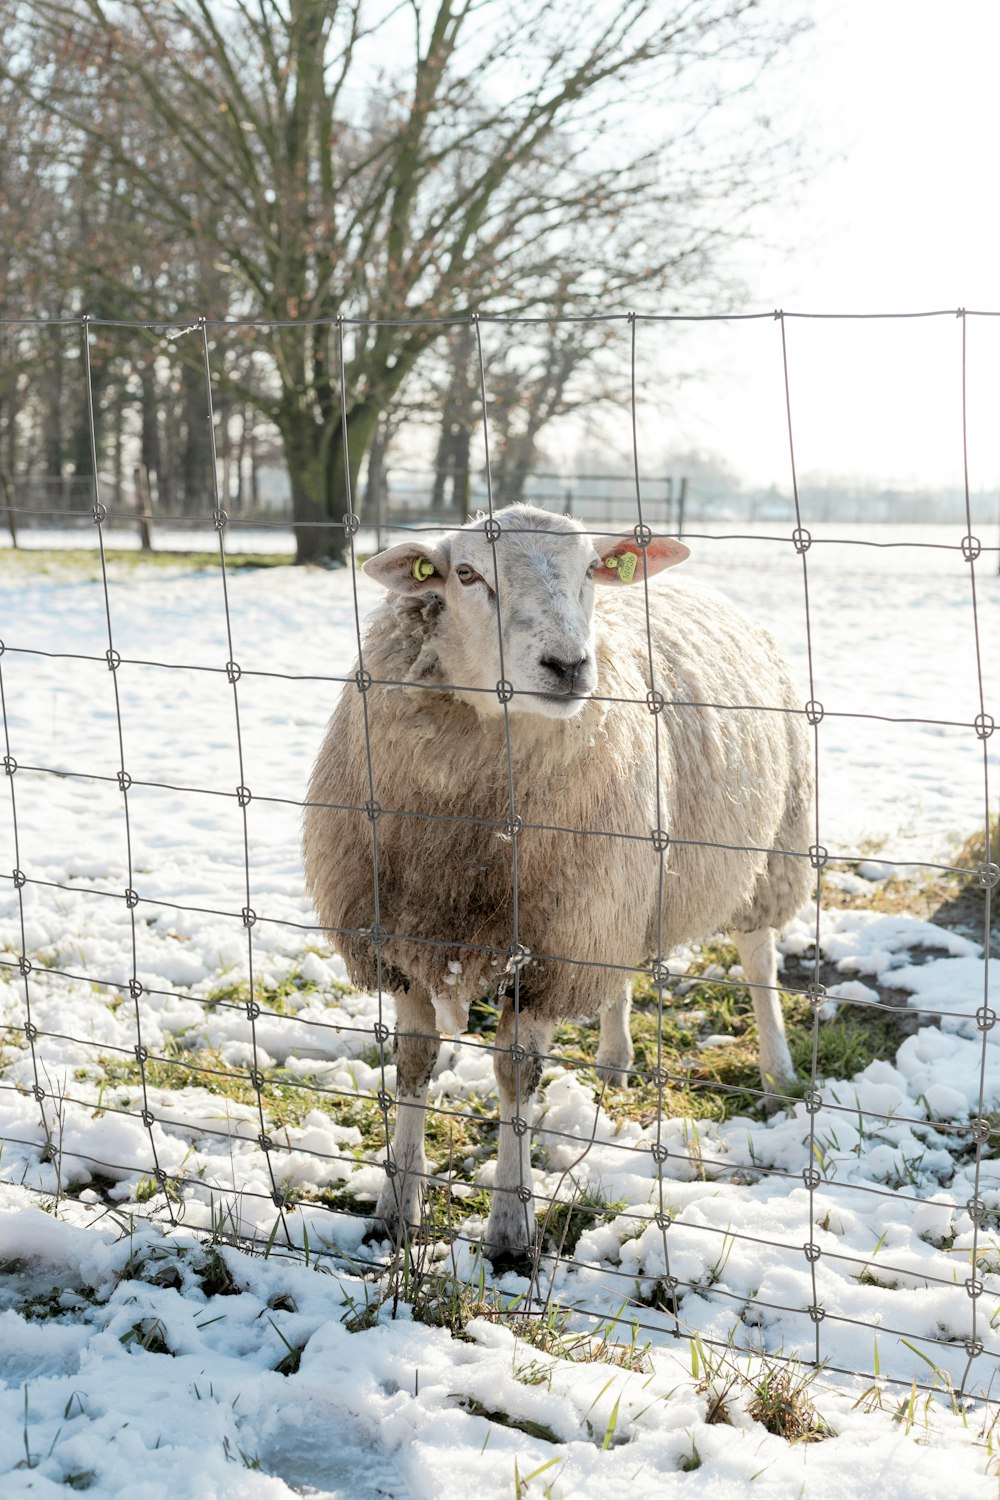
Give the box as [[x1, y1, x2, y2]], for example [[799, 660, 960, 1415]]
[[590, 534, 689, 586], [363, 542, 450, 594]]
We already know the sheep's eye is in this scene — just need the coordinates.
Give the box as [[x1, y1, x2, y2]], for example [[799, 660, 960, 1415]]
[[455, 564, 482, 586], [586, 560, 598, 580]]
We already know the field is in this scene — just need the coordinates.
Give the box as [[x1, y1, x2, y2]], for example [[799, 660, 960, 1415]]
[[1, 522, 998, 1498]]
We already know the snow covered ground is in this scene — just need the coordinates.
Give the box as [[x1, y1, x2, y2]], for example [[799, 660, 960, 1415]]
[[1, 522, 998, 1497]]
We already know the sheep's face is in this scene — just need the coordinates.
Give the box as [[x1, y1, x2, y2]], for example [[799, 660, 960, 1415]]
[[363, 506, 689, 720]]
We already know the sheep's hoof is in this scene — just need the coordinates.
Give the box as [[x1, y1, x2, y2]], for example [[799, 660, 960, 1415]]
[[362, 1218, 392, 1248], [595, 1059, 631, 1089], [362, 1212, 410, 1249], [595, 1038, 634, 1090], [368, 1184, 421, 1247], [484, 1198, 535, 1272], [760, 1074, 797, 1115], [486, 1245, 535, 1278]]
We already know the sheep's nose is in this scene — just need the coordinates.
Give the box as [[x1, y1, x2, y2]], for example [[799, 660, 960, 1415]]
[[540, 652, 588, 691]]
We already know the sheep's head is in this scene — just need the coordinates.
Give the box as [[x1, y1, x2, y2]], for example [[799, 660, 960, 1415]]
[[363, 506, 689, 720]]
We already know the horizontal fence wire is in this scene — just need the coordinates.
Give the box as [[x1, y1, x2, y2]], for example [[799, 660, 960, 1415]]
[[6, 501, 1000, 549], [5, 306, 1000, 329], [0, 309, 997, 1411]]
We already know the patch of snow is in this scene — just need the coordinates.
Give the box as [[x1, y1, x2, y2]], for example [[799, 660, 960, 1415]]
[[1, 549, 998, 1496]]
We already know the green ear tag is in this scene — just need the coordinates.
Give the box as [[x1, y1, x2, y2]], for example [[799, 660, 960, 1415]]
[[612, 550, 638, 583], [411, 556, 436, 582]]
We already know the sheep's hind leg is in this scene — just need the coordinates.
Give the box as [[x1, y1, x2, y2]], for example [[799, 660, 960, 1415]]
[[595, 982, 633, 1087], [731, 927, 796, 1101], [485, 1003, 555, 1266], [373, 987, 441, 1243]]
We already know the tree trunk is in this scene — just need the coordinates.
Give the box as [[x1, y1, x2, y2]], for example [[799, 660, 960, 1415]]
[[180, 359, 212, 514], [111, 377, 125, 510], [432, 322, 476, 516], [363, 419, 390, 525], [70, 348, 111, 504], [234, 402, 252, 511], [278, 404, 379, 565], [495, 432, 536, 505], [219, 389, 233, 511], [250, 422, 260, 510], [139, 359, 163, 509], [45, 318, 65, 480]]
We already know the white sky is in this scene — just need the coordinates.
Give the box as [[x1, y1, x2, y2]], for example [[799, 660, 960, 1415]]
[[654, 0, 1000, 491]]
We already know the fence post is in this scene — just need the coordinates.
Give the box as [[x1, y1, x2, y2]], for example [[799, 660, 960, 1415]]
[[1, 471, 16, 548], [677, 475, 687, 537], [133, 464, 153, 551]]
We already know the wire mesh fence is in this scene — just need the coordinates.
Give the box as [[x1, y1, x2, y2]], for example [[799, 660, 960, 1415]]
[[0, 310, 997, 1410]]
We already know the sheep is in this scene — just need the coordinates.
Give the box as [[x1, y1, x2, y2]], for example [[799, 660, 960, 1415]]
[[303, 504, 813, 1259]]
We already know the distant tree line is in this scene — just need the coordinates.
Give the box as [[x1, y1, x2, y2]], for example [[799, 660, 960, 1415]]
[[0, 0, 804, 561]]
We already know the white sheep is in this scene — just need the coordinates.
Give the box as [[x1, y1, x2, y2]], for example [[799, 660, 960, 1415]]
[[303, 504, 812, 1258]]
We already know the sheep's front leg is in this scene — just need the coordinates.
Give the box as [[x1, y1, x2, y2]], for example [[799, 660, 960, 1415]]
[[595, 981, 633, 1087], [732, 927, 796, 1098], [485, 1003, 555, 1263], [374, 987, 441, 1242]]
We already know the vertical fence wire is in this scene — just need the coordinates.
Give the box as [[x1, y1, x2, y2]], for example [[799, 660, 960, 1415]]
[[334, 314, 398, 1246], [83, 313, 177, 1225], [471, 311, 535, 1263], [630, 312, 680, 1333], [778, 311, 824, 1365], [0, 629, 52, 1161], [957, 309, 994, 1397], [199, 316, 291, 1246]]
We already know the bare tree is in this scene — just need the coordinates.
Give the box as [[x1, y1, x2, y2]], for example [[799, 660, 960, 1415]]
[[3, 0, 804, 561]]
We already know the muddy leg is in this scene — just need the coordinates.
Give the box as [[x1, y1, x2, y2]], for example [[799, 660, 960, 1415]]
[[374, 986, 441, 1241], [484, 1001, 555, 1260], [732, 926, 796, 1096]]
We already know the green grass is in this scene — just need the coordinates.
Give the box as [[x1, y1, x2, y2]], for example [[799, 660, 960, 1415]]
[[3, 839, 988, 1364], [821, 817, 998, 954], [84, 1039, 345, 1133], [65, 963, 383, 1147], [696, 1335, 831, 1443], [4, 918, 919, 1243], [554, 938, 901, 1127], [449, 1395, 561, 1445], [202, 965, 354, 1016], [539, 1187, 627, 1256], [1, 546, 291, 578], [954, 813, 1000, 893]]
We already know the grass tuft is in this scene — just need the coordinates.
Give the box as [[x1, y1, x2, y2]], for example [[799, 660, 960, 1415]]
[[746, 1363, 830, 1443], [62, 1472, 98, 1490], [119, 1318, 172, 1356], [450, 1395, 561, 1445], [954, 813, 1000, 888], [539, 1187, 626, 1257], [694, 1335, 831, 1445]]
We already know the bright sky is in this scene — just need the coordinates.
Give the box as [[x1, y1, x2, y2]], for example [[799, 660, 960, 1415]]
[[655, 0, 1000, 491]]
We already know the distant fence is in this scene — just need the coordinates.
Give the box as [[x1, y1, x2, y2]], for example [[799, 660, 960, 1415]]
[[0, 309, 997, 1410], [0, 468, 688, 552], [3, 467, 991, 554]]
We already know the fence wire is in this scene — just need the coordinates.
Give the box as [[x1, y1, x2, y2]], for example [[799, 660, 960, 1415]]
[[0, 310, 997, 1411]]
